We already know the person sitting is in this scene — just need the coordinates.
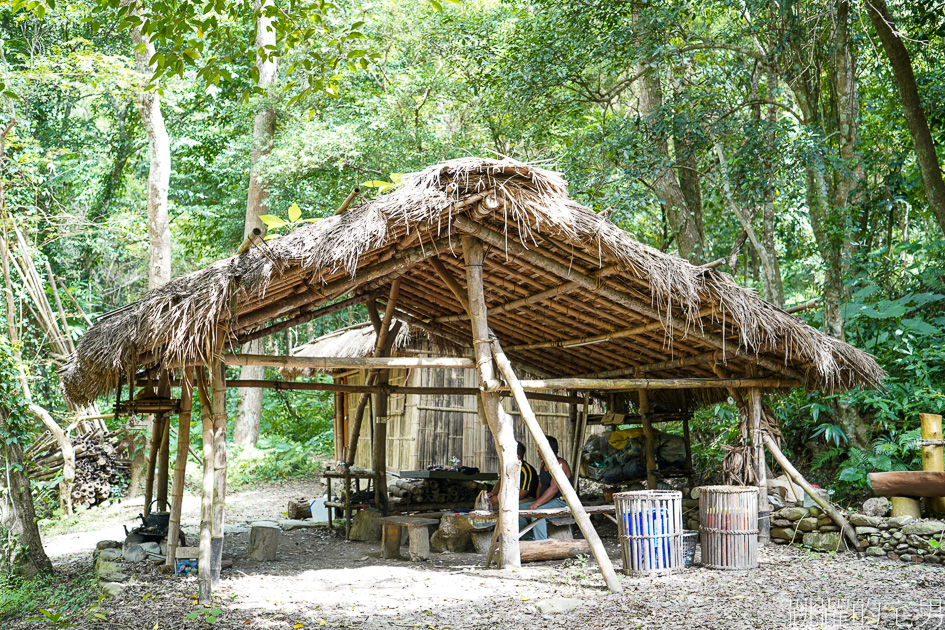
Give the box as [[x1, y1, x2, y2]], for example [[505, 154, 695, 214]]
[[519, 435, 570, 541], [486, 441, 538, 506]]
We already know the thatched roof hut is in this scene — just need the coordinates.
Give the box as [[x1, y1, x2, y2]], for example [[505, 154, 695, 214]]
[[61, 156, 883, 407]]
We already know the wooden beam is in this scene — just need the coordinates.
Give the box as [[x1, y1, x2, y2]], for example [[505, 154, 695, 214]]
[[576, 351, 720, 379], [505, 307, 713, 352], [463, 235, 521, 570], [452, 214, 806, 382], [234, 294, 367, 346], [223, 354, 476, 370], [491, 336, 623, 594], [500, 377, 801, 391], [432, 265, 618, 324]]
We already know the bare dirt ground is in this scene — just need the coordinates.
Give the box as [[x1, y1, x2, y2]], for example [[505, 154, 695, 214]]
[[21, 481, 945, 630]]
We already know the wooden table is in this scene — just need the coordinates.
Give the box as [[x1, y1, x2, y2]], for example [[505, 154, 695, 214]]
[[322, 468, 380, 539], [376, 515, 441, 561], [471, 504, 618, 568], [399, 469, 498, 482]]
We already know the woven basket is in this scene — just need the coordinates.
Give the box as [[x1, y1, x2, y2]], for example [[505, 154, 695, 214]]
[[614, 490, 683, 577], [698, 486, 758, 570]]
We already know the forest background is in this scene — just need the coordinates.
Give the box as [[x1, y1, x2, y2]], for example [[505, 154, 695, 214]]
[[0, 0, 943, 555]]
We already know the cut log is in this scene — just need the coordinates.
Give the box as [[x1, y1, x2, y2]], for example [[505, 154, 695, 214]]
[[247, 524, 280, 562], [519, 539, 590, 563], [408, 527, 430, 562], [429, 513, 475, 553], [868, 471, 945, 498], [381, 523, 403, 559], [471, 530, 494, 554], [349, 509, 383, 542], [287, 498, 312, 520]]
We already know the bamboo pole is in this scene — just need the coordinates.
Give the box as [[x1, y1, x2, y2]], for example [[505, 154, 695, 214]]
[[333, 187, 361, 215], [502, 377, 800, 391], [56, 278, 93, 327], [166, 368, 194, 567], [576, 351, 720, 379], [210, 358, 227, 584], [920, 413, 945, 513], [224, 354, 476, 370], [233, 294, 366, 346], [196, 368, 214, 604], [43, 260, 75, 355], [462, 236, 520, 570], [143, 415, 163, 516], [762, 431, 858, 550], [452, 215, 805, 382], [490, 337, 623, 594]]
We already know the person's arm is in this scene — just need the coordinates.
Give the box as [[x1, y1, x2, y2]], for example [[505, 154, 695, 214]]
[[528, 459, 571, 510], [487, 479, 501, 505]]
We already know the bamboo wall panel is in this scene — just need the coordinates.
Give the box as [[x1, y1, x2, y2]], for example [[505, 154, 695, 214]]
[[338, 366, 600, 473]]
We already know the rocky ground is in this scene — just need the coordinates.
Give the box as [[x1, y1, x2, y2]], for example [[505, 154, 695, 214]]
[[14, 482, 945, 630]]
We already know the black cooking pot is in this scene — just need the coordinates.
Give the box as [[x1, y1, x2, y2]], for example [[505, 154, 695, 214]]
[[140, 500, 171, 531]]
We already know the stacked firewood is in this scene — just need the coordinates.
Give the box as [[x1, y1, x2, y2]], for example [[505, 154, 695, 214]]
[[387, 479, 485, 506], [27, 429, 129, 509]]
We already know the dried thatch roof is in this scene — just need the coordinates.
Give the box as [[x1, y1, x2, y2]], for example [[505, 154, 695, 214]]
[[61, 157, 884, 406]]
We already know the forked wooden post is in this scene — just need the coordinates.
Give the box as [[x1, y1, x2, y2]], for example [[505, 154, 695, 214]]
[[195, 369, 214, 604], [462, 237, 521, 569], [166, 368, 194, 568], [210, 357, 228, 583], [491, 339, 623, 594], [748, 388, 769, 543]]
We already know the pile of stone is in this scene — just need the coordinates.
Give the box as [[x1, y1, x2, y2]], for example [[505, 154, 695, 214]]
[[851, 514, 945, 564], [769, 506, 844, 551], [93, 538, 165, 597]]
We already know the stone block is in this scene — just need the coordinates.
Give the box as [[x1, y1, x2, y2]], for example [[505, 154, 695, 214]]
[[96, 540, 122, 551], [888, 515, 914, 528], [865, 547, 885, 557], [803, 531, 842, 552], [902, 521, 945, 537], [797, 518, 819, 532], [770, 527, 796, 540], [862, 497, 890, 517], [775, 507, 809, 522], [122, 545, 148, 563], [850, 514, 881, 527], [855, 526, 879, 535], [820, 525, 840, 532]]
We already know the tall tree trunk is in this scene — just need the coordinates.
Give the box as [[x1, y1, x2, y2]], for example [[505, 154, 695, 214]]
[[127, 4, 172, 494], [865, 0, 945, 237], [235, 0, 278, 447], [633, 6, 704, 263], [761, 63, 783, 306]]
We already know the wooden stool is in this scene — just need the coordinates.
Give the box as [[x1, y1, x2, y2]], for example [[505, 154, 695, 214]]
[[377, 516, 440, 561]]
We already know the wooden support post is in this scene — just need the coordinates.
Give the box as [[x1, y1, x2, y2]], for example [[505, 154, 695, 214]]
[[157, 415, 171, 512], [639, 391, 658, 490], [345, 281, 402, 468], [166, 368, 194, 568], [210, 358, 228, 584], [921, 413, 945, 514], [143, 414, 163, 516], [333, 393, 344, 464], [196, 369, 214, 605], [570, 396, 588, 491], [749, 388, 769, 543], [373, 415, 388, 515], [491, 338, 623, 594], [462, 236, 521, 570]]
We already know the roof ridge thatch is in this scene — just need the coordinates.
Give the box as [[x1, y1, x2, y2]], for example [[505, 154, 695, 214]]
[[61, 156, 884, 406]]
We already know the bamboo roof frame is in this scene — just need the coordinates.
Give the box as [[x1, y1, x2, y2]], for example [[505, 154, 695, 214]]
[[60, 157, 884, 407]]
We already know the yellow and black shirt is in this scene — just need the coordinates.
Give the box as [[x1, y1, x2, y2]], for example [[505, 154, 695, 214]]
[[520, 460, 539, 499]]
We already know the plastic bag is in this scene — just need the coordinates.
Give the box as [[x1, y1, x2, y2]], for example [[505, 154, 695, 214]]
[[475, 490, 491, 511]]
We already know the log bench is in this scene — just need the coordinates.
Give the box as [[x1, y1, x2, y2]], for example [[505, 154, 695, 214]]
[[376, 515, 440, 561], [471, 504, 618, 567]]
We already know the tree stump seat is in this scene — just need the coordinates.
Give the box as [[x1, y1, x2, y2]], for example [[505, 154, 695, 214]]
[[377, 515, 440, 561]]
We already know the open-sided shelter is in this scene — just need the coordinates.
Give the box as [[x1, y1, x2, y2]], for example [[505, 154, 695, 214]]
[[61, 157, 884, 597]]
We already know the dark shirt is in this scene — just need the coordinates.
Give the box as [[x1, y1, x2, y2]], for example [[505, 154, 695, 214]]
[[520, 460, 539, 499], [538, 463, 563, 500]]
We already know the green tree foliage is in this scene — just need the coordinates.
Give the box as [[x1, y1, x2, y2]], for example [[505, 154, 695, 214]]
[[0, 0, 943, 502]]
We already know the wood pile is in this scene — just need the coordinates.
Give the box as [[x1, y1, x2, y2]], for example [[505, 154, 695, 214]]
[[27, 429, 129, 509], [387, 479, 485, 506]]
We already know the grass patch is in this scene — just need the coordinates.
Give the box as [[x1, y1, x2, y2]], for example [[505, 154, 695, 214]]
[[0, 563, 98, 626]]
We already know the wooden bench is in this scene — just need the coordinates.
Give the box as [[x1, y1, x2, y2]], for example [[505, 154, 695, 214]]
[[376, 515, 440, 561]]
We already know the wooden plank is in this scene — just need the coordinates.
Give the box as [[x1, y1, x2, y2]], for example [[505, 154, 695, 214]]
[[868, 471, 945, 498], [500, 377, 801, 391], [377, 516, 440, 527]]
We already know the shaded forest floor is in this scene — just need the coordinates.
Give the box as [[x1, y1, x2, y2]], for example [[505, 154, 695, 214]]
[[13, 481, 945, 630]]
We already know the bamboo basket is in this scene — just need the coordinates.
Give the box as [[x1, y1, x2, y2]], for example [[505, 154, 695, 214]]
[[614, 490, 683, 577], [698, 486, 758, 570]]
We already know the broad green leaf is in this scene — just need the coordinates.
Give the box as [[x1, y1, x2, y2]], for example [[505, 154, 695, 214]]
[[259, 214, 288, 229], [288, 203, 302, 222]]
